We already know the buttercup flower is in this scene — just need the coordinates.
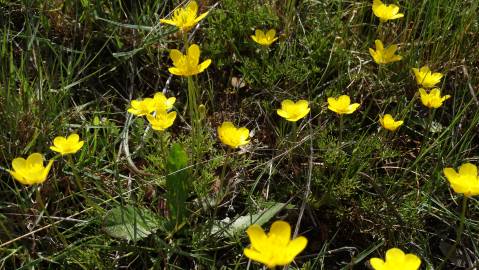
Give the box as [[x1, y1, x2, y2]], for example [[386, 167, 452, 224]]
[[251, 29, 278, 47], [244, 220, 308, 268], [217, 122, 249, 148], [159, 0, 209, 32], [418, 88, 451, 109], [327, 95, 360, 115], [379, 114, 404, 131], [277, 99, 310, 122], [50, 134, 85, 155], [443, 163, 479, 197], [412, 66, 443, 88], [372, 0, 404, 22], [169, 44, 212, 77], [8, 153, 54, 185], [370, 248, 421, 270], [369, 40, 402, 64], [146, 111, 177, 131], [153, 92, 176, 111], [128, 98, 156, 116]]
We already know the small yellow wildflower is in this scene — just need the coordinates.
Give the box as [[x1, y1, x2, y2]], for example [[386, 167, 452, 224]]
[[372, 0, 404, 22], [50, 134, 85, 155], [217, 122, 249, 148], [276, 99, 310, 122], [153, 92, 176, 111], [128, 98, 156, 116], [412, 66, 443, 88], [418, 88, 451, 109], [243, 220, 308, 269], [146, 111, 177, 131], [8, 153, 54, 185], [443, 163, 479, 197], [159, 0, 209, 32], [251, 29, 278, 47], [379, 114, 404, 131], [327, 95, 360, 115], [370, 248, 421, 270], [169, 44, 212, 77], [369, 40, 402, 65]]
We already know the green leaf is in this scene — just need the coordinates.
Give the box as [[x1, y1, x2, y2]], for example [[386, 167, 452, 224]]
[[166, 143, 190, 228], [212, 202, 286, 236], [103, 205, 162, 241]]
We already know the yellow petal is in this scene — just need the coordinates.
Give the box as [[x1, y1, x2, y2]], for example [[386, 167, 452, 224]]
[[286, 236, 308, 258], [187, 44, 201, 65], [459, 163, 477, 176], [246, 224, 268, 250], [160, 19, 177, 26], [194, 11, 210, 23], [27, 153, 44, 166], [277, 109, 290, 119], [67, 133, 80, 143], [385, 248, 405, 264], [169, 49, 184, 65], [374, 39, 384, 51], [53, 136, 67, 147], [266, 29, 276, 40], [369, 258, 385, 270], [243, 248, 272, 266], [443, 167, 459, 182], [12, 157, 27, 172], [404, 254, 421, 269], [198, 59, 212, 73], [186, 0, 198, 14], [268, 221, 291, 246]]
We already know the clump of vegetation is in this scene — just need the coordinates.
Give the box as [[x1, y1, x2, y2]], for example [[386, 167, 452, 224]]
[[1, 0, 479, 269]]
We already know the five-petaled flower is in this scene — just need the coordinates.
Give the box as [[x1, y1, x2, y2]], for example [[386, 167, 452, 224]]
[[379, 114, 404, 131], [372, 0, 404, 22], [412, 66, 443, 88], [8, 153, 54, 185], [418, 88, 451, 109], [251, 29, 278, 47], [370, 248, 421, 270], [160, 0, 209, 32], [443, 163, 479, 197], [128, 98, 156, 116], [369, 39, 402, 65], [147, 111, 177, 131], [153, 92, 176, 111], [169, 44, 212, 77], [244, 220, 308, 269], [217, 122, 250, 148], [277, 99, 310, 122], [327, 95, 360, 115], [50, 134, 85, 155]]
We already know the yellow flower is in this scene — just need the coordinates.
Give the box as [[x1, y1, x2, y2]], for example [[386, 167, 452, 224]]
[[443, 163, 479, 197], [418, 88, 451, 109], [276, 99, 310, 122], [251, 29, 278, 47], [369, 40, 402, 64], [153, 92, 176, 111], [327, 95, 360, 115], [169, 44, 212, 77], [217, 122, 250, 148], [7, 153, 54, 185], [146, 111, 177, 131], [370, 248, 421, 270], [127, 98, 155, 116], [379, 114, 404, 131], [50, 134, 85, 155], [243, 220, 308, 268], [372, 0, 404, 22], [412, 66, 443, 88], [159, 0, 209, 32]]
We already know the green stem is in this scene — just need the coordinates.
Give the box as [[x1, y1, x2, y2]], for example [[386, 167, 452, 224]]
[[339, 115, 344, 145], [438, 196, 468, 270]]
